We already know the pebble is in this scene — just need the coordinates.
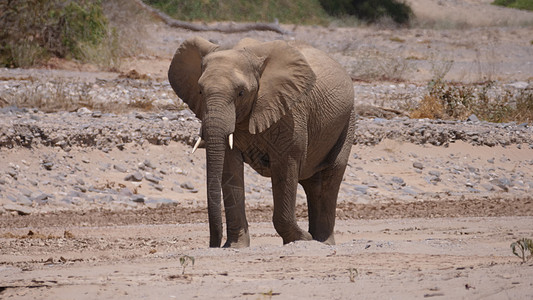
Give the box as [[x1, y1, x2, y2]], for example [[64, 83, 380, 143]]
[[391, 177, 406, 186], [145, 173, 162, 184], [114, 164, 128, 173], [180, 182, 195, 190], [131, 195, 145, 203], [125, 172, 143, 182], [413, 162, 424, 170], [0, 80, 532, 213]]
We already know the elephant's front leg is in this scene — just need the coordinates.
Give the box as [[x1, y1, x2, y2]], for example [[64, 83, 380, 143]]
[[222, 147, 249, 248], [271, 157, 313, 244]]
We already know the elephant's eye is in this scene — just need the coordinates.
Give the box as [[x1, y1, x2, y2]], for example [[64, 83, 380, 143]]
[[238, 90, 244, 97]]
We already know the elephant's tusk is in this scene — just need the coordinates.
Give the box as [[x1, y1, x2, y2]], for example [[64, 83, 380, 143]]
[[228, 133, 234, 150], [191, 137, 202, 154]]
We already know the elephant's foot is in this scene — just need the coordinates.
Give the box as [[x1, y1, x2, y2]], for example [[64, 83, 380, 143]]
[[317, 233, 335, 245], [223, 228, 250, 248], [279, 227, 313, 245], [310, 228, 336, 245]]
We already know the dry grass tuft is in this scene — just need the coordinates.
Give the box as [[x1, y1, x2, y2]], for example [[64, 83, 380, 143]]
[[410, 95, 444, 119]]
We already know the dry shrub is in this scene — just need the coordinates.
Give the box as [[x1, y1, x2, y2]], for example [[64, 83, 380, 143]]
[[410, 95, 444, 119], [346, 47, 413, 82], [1, 79, 160, 113], [411, 81, 533, 123]]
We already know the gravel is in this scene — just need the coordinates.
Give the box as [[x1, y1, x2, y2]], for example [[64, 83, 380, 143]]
[[1, 106, 532, 150], [1, 74, 532, 215]]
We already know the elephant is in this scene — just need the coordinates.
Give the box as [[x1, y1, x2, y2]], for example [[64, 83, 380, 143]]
[[168, 36, 355, 248]]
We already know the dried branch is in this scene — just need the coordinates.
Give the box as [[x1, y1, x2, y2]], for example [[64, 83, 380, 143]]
[[132, 0, 290, 35]]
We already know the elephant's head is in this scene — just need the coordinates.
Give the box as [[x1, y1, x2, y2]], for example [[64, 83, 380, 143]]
[[168, 37, 316, 247]]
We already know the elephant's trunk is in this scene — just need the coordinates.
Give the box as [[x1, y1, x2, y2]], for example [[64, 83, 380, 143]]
[[204, 101, 235, 247]]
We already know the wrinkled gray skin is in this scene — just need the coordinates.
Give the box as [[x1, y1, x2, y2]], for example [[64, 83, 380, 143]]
[[169, 37, 355, 247]]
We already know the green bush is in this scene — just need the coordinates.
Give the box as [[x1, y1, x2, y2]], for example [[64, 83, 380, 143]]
[[492, 0, 533, 11], [319, 0, 413, 24], [0, 0, 113, 68]]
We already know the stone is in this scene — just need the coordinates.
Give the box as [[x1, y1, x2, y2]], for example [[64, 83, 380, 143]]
[[42, 162, 54, 171], [125, 172, 143, 182], [131, 195, 145, 203], [413, 162, 424, 170], [490, 178, 510, 192], [467, 114, 480, 122], [391, 176, 406, 186], [31, 192, 51, 203], [428, 170, 441, 177], [481, 183, 495, 191], [114, 164, 128, 173], [180, 182, 195, 190], [146, 198, 176, 205], [506, 81, 529, 89], [77, 107, 92, 115], [4, 204, 33, 215], [143, 160, 156, 169], [145, 173, 162, 184], [119, 187, 134, 197], [353, 185, 369, 194]]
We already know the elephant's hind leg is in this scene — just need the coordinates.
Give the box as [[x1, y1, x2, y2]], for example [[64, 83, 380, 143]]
[[300, 165, 346, 245], [301, 113, 354, 245]]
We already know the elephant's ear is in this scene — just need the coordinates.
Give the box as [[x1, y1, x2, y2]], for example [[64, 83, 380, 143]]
[[168, 37, 219, 120], [244, 40, 316, 134]]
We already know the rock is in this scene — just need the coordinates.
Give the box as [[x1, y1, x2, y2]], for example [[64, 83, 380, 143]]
[[481, 183, 495, 191], [428, 176, 441, 184], [20, 188, 32, 197], [4, 204, 33, 215], [391, 176, 406, 186], [143, 159, 156, 169], [180, 182, 195, 190], [145, 173, 162, 184], [42, 161, 54, 171], [413, 162, 424, 170], [506, 81, 529, 89], [490, 178, 510, 192], [131, 195, 145, 203], [76, 177, 85, 185], [467, 114, 480, 122], [77, 107, 92, 116], [146, 198, 176, 205], [74, 185, 87, 193], [114, 164, 128, 173], [402, 187, 418, 195], [428, 170, 441, 177], [31, 192, 51, 203], [353, 185, 369, 194], [125, 171, 143, 182], [16, 195, 33, 206]]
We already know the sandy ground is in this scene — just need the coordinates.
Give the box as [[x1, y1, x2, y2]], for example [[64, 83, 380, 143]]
[[0, 217, 532, 299], [1, 142, 532, 299], [2, 0, 533, 299]]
